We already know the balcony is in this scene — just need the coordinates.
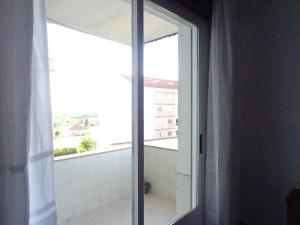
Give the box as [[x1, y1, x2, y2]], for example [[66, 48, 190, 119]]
[[54, 145, 189, 225], [48, 4, 193, 224]]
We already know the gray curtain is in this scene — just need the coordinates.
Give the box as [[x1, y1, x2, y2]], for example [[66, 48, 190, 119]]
[[204, 0, 239, 224], [0, 0, 57, 225]]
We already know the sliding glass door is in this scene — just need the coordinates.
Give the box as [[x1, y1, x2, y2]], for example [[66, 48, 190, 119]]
[[47, 0, 208, 224], [132, 1, 208, 225], [47, 1, 133, 225]]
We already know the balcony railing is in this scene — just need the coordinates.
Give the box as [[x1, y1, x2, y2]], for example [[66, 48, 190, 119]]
[[54, 145, 177, 225]]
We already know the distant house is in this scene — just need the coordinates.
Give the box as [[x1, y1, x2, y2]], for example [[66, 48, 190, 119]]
[[68, 124, 89, 136]]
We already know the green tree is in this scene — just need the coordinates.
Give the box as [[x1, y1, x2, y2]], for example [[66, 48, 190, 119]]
[[54, 130, 61, 138], [77, 136, 96, 153]]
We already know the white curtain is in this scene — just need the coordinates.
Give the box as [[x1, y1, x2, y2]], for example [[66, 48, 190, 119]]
[[0, 1, 57, 225], [204, 0, 239, 224]]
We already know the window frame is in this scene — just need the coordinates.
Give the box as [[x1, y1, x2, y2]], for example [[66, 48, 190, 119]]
[[132, 1, 210, 225]]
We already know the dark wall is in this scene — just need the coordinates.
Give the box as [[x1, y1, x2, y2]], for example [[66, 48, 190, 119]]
[[236, 0, 300, 224], [176, 0, 212, 19]]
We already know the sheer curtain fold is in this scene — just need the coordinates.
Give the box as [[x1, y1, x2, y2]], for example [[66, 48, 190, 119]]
[[0, 1, 57, 225], [205, 0, 238, 225]]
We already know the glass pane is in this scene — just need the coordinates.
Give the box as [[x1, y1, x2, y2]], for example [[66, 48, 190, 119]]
[[46, 0, 132, 224], [143, 3, 198, 225]]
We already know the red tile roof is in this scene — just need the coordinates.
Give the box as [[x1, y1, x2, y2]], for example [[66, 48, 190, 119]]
[[69, 124, 87, 131]]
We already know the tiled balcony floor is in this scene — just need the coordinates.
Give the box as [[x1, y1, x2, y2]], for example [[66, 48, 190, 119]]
[[60, 194, 176, 225]]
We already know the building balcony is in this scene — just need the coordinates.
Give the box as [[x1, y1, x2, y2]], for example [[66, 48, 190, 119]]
[[54, 145, 189, 225]]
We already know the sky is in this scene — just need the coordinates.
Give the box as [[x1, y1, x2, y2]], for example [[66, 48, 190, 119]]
[[47, 23, 178, 113]]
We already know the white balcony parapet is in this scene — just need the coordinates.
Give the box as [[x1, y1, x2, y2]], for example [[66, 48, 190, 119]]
[[54, 145, 177, 225]]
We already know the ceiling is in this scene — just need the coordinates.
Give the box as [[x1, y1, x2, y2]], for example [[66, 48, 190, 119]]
[[47, 0, 178, 45]]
